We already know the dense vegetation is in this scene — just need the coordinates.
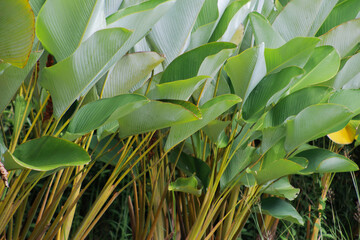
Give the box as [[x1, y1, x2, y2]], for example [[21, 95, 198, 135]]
[[0, 0, 360, 239]]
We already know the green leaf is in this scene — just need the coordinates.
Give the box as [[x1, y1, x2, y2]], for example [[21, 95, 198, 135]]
[[40, 28, 132, 118], [107, 0, 175, 55], [3, 136, 90, 171], [264, 37, 320, 73], [249, 12, 285, 48], [224, 43, 266, 102], [284, 104, 353, 153], [13, 96, 32, 142], [147, 76, 208, 100], [67, 94, 149, 135], [0, 0, 35, 68], [318, 18, 360, 58], [165, 94, 241, 151], [263, 177, 300, 201], [272, 0, 337, 41], [147, 0, 205, 65], [36, 0, 106, 61], [317, 0, 360, 36], [264, 86, 332, 127], [0, 52, 43, 113], [202, 120, 231, 148], [102, 52, 164, 98], [187, 0, 225, 49], [290, 46, 340, 92], [242, 67, 304, 122], [261, 197, 304, 225], [118, 100, 201, 137], [210, 0, 250, 44], [329, 90, 360, 115], [160, 42, 237, 83], [333, 52, 360, 89], [169, 151, 211, 188], [297, 148, 359, 174], [169, 176, 202, 197]]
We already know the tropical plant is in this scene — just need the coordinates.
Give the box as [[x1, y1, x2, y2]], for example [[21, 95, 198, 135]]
[[0, 0, 359, 239]]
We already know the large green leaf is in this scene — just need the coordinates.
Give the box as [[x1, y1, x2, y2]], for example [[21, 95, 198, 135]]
[[210, 0, 250, 43], [67, 94, 149, 135], [263, 177, 300, 201], [146, 76, 208, 100], [297, 148, 359, 174], [187, 0, 227, 49], [224, 43, 266, 102], [168, 176, 202, 197], [40, 28, 132, 118], [37, 0, 106, 61], [160, 42, 237, 83], [264, 86, 332, 127], [0, 52, 43, 113], [317, 0, 360, 36], [106, 0, 175, 54], [333, 52, 360, 89], [261, 197, 304, 225], [249, 12, 285, 48], [147, 0, 205, 65], [118, 100, 202, 137], [3, 136, 90, 171], [328, 89, 360, 115], [318, 18, 360, 58], [242, 67, 304, 122], [284, 104, 353, 153], [165, 94, 241, 151], [290, 46, 340, 92], [0, 0, 35, 68], [101, 52, 164, 98], [264, 37, 320, 73], [272, 0, 337, 41]]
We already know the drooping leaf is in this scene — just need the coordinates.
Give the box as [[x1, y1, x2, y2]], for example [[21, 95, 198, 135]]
[[37, 0, 106, 61], [3, 136, 90, 171], [264, 86, 332, 127], [290, 46, 340, 92], [210, 0, 250, 44], [333, 52, 360, 89], [264, 37, 320, 73], [165, 94, 241, 151], [297, 148, 359, 174], [67, 94, 149, 135], [242, 67, 303, 122], [40, 28, 132, 118], [0, 52, 43, 113], [261, 197, 304, 225], [0, 0, 35, 68], [284, 104, 353, 153], [272, 0, 337, 41], [146, 76, 208, 100], [318, 18, 360, 58], [249, 12, 285, 48], [160, 42, 237, 83], [317, 0, 360, 36], [168, 176, 202, 197], [224, 43, 266, 102], [118, 100, 202, 137], [147, 0, 205, 65], [263, 177, 300, 201], [101, 52, 164, 98]]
